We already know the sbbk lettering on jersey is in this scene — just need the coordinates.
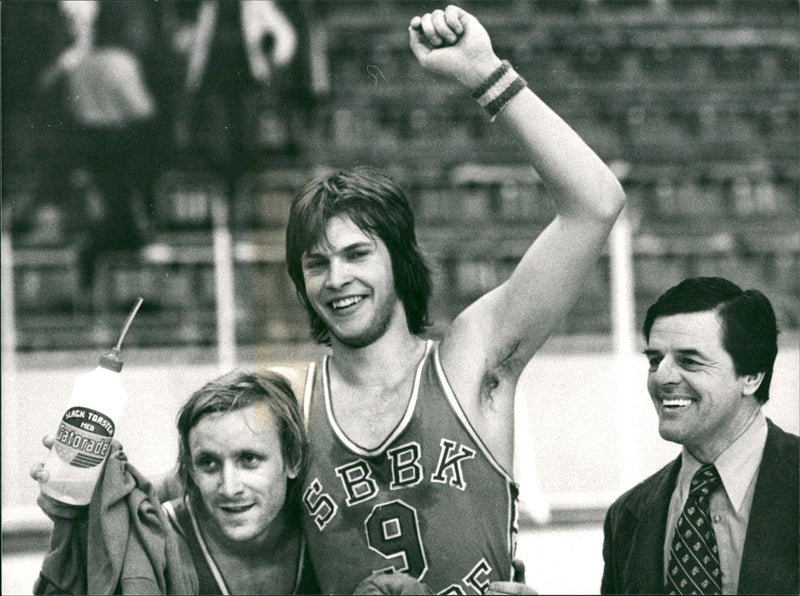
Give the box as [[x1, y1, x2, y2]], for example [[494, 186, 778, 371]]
[[303, 479, 338, 530], [431, 438, 476, 490], [304, 438, 475, 528], [388, 442, 423, 489], [302, 345, 517, 594]]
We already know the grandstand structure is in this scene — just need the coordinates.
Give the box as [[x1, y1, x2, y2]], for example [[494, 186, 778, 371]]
[[3, 0, 798, 353], [2, 6, 799, 586]]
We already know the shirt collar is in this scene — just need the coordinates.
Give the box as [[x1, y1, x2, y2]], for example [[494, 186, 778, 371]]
[[678, 410, 767, 512]]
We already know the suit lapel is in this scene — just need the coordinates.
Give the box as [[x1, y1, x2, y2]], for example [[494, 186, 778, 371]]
[[626, 458, 681, 594], [738, 421, 799, 594]]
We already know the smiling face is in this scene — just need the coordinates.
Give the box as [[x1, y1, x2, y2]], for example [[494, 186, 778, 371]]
[[300, 215, 405, 348], [188, 403, 296, 546], [645, 310, 763, 461]]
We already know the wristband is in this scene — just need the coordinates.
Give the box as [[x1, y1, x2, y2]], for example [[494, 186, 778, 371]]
[[471, 60, 528, 121]]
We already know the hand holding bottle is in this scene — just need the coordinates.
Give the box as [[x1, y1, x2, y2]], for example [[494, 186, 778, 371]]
[[30, 435, 55, 483], [37, 298, 142, 505]]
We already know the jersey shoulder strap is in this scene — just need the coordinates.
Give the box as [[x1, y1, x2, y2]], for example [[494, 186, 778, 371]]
[[267, 362, 316, 430], [162, 498, 228, 595]]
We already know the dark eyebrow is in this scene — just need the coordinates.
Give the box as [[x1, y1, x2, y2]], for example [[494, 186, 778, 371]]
[[674, 348, 706, 359], [304, 240, 374, 259], [643, 348, 706, 359], [234, 448, 269, 462], [343, 241, 374, 252], [192, 448, 266, 462], [192, 449, 216, 461]]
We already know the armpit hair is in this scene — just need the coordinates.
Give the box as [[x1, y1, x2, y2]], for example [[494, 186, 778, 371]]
[[479, 341, 524, 407]]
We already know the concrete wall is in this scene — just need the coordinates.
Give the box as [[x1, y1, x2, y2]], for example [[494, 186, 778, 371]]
[[3, 338, 798, 526]]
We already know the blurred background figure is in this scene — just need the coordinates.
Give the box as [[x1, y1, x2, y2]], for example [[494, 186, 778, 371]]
[[41, 1, 158, 307], [174, 0, 298, 198], [2, 2, 74, 247], [39, 1, 97, 88]]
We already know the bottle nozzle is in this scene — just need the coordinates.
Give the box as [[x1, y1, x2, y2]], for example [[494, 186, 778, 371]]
[[114, 297, 144, 352], [99, 297, 143, 371]]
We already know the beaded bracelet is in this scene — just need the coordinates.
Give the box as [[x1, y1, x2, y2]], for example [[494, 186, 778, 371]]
[[470, 60, 528, 121]]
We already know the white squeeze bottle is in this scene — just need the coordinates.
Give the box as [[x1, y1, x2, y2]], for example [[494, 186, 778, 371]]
[[40, 297, 143, 505]]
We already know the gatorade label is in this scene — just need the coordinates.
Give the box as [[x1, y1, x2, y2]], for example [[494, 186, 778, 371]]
[[53, 407, 115, 468]]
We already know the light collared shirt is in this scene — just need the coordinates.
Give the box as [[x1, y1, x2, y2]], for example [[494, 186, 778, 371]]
[[66, 49, 156, 127], [663, 411, 768, 594]]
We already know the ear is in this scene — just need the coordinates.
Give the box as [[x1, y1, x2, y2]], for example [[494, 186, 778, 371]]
[[741, 371, 765, 397], [285, 460, 299, 480]]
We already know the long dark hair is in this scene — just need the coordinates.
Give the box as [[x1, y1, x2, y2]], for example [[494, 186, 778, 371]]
[[285, 167, 432, 344]]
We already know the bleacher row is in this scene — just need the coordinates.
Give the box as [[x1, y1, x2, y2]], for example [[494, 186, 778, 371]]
[[5, 0, 799, 350]]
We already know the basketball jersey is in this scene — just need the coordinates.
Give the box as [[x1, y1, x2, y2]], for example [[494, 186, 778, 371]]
[[300, 340, 518, 595], [162, 497, 317, 595]]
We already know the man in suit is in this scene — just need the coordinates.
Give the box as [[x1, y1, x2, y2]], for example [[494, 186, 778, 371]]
[[601, 277, 798, 595]]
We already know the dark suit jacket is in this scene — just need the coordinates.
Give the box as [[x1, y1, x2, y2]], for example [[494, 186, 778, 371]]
[[601, 419, 799, 595]]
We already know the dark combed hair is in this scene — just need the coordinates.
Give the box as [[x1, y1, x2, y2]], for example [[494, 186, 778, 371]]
[[285, 166, 432, 344], [176, 370, 308, 506], [643, 277, 779, 404]]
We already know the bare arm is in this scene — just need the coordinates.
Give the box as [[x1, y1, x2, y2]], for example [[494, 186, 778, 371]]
[[409, 6, 625, 464]]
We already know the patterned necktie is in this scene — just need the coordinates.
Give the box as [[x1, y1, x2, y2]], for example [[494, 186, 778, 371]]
[[665, 463, 723, 595]]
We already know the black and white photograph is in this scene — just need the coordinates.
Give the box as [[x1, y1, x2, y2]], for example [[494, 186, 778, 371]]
[[2, 1, 798, 594]]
